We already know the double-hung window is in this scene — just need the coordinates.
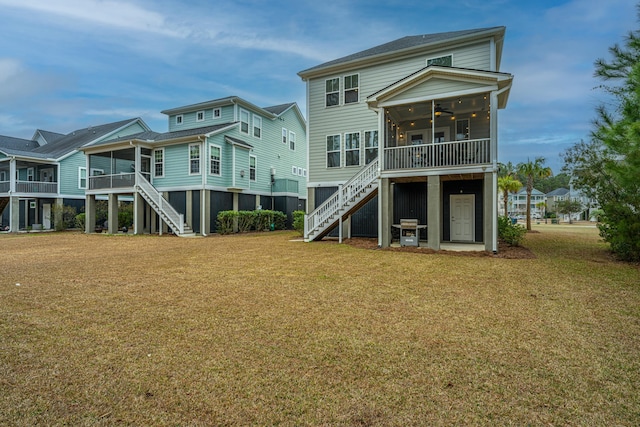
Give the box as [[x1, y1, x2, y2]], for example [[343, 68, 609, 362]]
[[153, 148, 164, 178], [189, 144, 201, 174], [240, 109, 250, 134], [344, 74, 359, 104], [210, 145, 221, 176], [78, 167, 87, 189], [326, 135, 341, 168], [253, 115, 262, 138], [27, 167, 34, 181], [282, 128, 288, 144], [213, 108, 221, 118], [325, 78, 339, 107], [249, 155, 256, 181], [176, 115, 183, 125], [364, 130, 378, 164], [196, 111, 205, 122], [289, 131, 296, 151], [345, 132, 360, 166]]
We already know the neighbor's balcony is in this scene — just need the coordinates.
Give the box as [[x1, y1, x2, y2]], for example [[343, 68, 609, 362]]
[[15, 180, 58, 193], [383, 138, 491, 171], [0, 180, 9, 193], [89, 172, 153, 190]]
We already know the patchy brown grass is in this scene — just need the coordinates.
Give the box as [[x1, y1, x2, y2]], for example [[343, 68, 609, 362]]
[[1, 227, 639, 425]]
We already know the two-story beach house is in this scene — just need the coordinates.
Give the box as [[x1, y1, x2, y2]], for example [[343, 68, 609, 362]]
[[298, 27, 513, 251], [0, 119, 150, 232], [80, 97, 307, 236]]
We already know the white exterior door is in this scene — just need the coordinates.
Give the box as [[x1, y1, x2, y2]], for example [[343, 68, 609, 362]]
[[42, 204, 51, 229], [450, 194, 474, 241]]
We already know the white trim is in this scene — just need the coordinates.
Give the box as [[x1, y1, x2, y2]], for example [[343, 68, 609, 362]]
[[376, 86, 499, 109], [196, 110, 205, 122], [252, 114, 262, 139], [189, 143, 201, 175], [26, 167, 34, 181], [153, 148, 165, 178], [176, 114, 183, 125], [209, 144, 222, 176], [325, 77, 340, 107], [249, 154, 257, 182], [326, 134, 341, 168], [344, 131, 361, 167], [282, 127, 288, 144], [78, 167, 87, 189], [213, 108, 221, 118], [344, 73, 359, 104], [239, 108, 250, 134], [289, 131, 296, 151]]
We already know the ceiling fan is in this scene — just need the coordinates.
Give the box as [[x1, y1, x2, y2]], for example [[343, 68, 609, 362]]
[[434, 104, 453, 116]]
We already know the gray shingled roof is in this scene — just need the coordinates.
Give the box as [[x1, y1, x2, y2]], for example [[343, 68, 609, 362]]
[[299, 26, 504, 76], [546, 188, 570, 197], [0, 135, 40, 152], [36, 130, 65, 144], [263, 103, 295, 116], [31, 118, 140, 158]]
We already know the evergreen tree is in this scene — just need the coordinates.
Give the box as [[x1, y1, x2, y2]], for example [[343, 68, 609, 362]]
[[563, 10, 640, 260]]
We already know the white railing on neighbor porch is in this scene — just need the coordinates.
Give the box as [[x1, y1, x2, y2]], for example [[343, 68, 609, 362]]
[[15, 180, 58, 193], [384, 138, 491, 170], [0, 181, 9, 193], [135, 172, 184, 235]]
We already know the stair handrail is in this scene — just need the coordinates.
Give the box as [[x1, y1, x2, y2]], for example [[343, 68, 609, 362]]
[[305, 157, 379, 239], [135, 172, 184, 234]]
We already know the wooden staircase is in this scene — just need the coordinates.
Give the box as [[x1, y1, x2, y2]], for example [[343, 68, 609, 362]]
[[135, 172, 195, 237], [0, 198, 8, 217], [304, 158, 379, 242]]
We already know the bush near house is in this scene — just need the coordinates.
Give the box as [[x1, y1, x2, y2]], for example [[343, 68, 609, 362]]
[[293, 210, 305, 235], [498, 215, 527, 246], [51, 204, 77, 231], [216, 210, 287, 235]]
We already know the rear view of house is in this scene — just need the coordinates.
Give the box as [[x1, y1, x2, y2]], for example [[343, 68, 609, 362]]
[[298, 27, 513, 251]]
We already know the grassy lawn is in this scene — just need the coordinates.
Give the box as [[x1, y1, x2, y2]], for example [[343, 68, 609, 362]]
[[1, 227, 639, 425]]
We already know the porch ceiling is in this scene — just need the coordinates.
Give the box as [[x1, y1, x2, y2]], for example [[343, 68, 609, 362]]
[[386, 93, 490, 124]]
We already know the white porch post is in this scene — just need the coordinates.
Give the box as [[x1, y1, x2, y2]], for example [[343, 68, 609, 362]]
[[491, 91, 499, 253]]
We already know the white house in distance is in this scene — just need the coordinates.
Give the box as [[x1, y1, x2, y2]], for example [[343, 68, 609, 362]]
[[298, 27, 513, 252]]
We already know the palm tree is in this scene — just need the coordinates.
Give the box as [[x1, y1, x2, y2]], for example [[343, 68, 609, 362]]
[[498, 161, 517, 178], [517, 157, 552, 231], [498, 175, 522, 217]]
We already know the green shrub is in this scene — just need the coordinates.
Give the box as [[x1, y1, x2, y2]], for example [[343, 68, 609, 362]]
[[237, 210, 256, 232], [118, 202, 134, 228], [255, 210, 277, 231], [272, 211, 287, 230], [292, 210, 305, 235], [498, 215, 526, 246], [216, 210, 238, 235], [75, 213, 86, 231]]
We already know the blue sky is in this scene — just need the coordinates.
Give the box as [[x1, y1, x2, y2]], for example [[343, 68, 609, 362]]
[[0, 0, 637, 173]]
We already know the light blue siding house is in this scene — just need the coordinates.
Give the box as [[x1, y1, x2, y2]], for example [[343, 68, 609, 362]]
[[0, 119, 150, 232], [298, 27, 513, 252], [80, 96, 307, 236]]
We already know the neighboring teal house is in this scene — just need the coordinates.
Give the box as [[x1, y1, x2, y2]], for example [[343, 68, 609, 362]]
[[0, 119, 150, 232], [80, 96, 307, 236]]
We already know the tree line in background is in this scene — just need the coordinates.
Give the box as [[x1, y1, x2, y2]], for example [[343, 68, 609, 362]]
[[563, 5, 640, 261]]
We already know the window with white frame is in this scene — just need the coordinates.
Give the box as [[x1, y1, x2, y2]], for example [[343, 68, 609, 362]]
[[364, 130, 378, 165], [289, 131, 296, 151], [78, 167, 87, 189], [176, 114, 183, 125], [345, 132, 360, 166], [253, 115, 262, 138], [0, 171, 6, 182], [27, 167, 34, 181], [292, 166, 297, 175], [326, 134, 341, 168], [213, 108, 221, 118], [297, 167, 303, 177], [189, 144, 201, 174], [210, 145, 221, 175], [344, 74, 359, 104], [196, 111, 205, 122], [325, 78, 339, 107], [302, 168, 307, 178], [240, 109, 250, 134], [249, 155, 256, 181], [282, 128, 288, 144], [153, 148, 164, 177], [427, 54, 452, 67]]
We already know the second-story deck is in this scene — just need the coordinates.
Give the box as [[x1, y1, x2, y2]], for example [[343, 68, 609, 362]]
[[383, 138, 490, 171]]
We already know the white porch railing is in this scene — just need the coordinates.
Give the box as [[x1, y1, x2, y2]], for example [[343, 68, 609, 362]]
[[384, 138, 491, 170], [305, 157, 379, 241], [15, 180, 58, 193], [135, 172, 185, 235]]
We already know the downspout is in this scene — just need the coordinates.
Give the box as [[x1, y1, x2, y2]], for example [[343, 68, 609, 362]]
[[198, 135, 207, 236]]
